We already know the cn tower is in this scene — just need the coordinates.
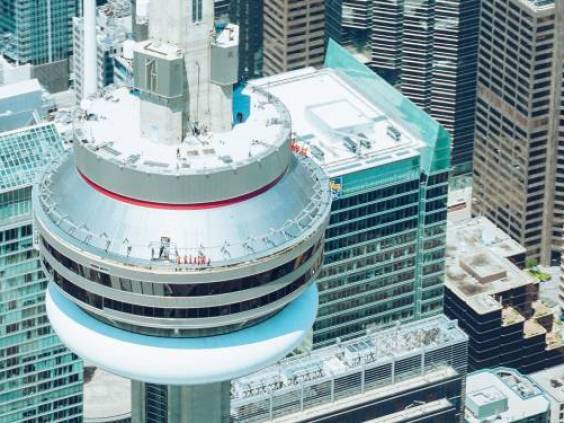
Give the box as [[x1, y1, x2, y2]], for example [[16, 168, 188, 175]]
[[34, 0, 331, 421]]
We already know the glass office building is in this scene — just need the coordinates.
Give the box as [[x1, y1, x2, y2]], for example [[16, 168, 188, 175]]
[[0, 0, 80, 91], [262, 41, 451, 349], [0, 124, 83, 422], [0, 0, 78, 65]]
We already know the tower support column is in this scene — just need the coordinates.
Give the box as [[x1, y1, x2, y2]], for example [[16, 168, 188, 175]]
[[132, 380, 231, 423]]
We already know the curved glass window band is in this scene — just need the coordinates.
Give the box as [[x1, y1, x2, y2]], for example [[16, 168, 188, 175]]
[[44, 254, 322, 320], [42, 237, 323, 297]]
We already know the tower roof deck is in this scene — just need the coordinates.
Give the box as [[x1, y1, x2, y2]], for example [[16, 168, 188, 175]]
[[75, 85, 290, 175]]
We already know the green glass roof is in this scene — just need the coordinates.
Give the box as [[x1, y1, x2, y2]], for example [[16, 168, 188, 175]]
[[324, 39, 451, 174], [0, 123, 64, 193]]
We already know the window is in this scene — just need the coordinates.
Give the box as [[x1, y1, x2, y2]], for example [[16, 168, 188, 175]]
[[192, 0, 202, 22]]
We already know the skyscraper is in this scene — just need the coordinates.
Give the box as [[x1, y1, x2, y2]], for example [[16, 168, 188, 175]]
[[0, 123, 83, 422], [0, 0, 80, 92], [370, 0, 480, 174], [214, 0, 231, 19], [263, 0, 326, 76], [229, 0, 264, 80], [472, 0, 563, 265], [72, 0, 132, 103], [35, 1, 331, 421], [260, 41, 451, 348], [325, 0, 372, 48]]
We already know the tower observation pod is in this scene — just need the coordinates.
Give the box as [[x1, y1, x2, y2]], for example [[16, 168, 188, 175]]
[[33, 0, 331, 421]]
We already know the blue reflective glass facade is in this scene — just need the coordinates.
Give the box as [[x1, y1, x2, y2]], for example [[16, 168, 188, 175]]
[[313, 42, 451, 348], [0, 124, 83, 422], [0, 0, 79, 65]]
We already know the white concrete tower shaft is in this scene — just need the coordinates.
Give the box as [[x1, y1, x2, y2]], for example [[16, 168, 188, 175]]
[[141, 0, 234, 139]]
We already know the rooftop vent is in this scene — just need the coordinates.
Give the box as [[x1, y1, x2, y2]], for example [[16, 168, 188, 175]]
[[387, 125, 401, 142]]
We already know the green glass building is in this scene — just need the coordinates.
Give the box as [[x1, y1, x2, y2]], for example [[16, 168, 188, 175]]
[[0, 0, 80, 92], [262, 41, 451, 349], [0, 124, 83, 422]]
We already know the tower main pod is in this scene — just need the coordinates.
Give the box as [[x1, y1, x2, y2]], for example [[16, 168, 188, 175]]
[[34, 1, 331, 421]]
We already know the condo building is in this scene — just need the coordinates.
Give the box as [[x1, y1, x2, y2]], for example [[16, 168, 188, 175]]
[[257, 41, 451, 348], [368, 0, 480, 174], [444, 216, 563, 374], [0, 0, 80, 92], [0, 123, 83, 422], [263, 0, 325, 76], [472, 0, 564, 265], [214, 0, 231, 19], [325, 0, 373, 47], [72, 0, 132, 103]]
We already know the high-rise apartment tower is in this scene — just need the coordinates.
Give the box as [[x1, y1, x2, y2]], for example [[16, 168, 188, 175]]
[[369, 0, 480, 174], [263, 0, 326, 75], [472, 0, 563, 266], [259, 41, 452, 348], [229, 0, 264, 79]]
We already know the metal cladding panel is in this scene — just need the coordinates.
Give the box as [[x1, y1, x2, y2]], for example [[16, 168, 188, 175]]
[[211, 43, 239, 86], [38, 154, 329, 267], [73, 140, 292, 205], [133, 49, 185, 99], [45, 282, 319, 385]]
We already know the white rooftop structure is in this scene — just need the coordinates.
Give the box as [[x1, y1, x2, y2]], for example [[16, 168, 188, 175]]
[[465, 368, 549, 423], [0, 79, 53, 131], [0, 56, 32, 86], [251, 68, 425, 178], [530, 363, 564, 423], [231, 315, 467, 421], [84, 367, 131, 422], [445, 216, 536, 314], [0, 78, 44, 101], [530, 363, 564, 402]]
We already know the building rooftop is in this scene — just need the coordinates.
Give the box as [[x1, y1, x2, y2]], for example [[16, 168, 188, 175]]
[[0, 123, 64, 193], [521, 0, 554, 11], [83, 367, 131, 422], [232, 315, 466, 402], [251, 40, 450, 179], [530, 363, 564, 403], [445, 216, 536, 314], [0, 78, 43, 100], [231, 315, 466, 422], [269, 368, 458, 423], [256, 69, 422, 178], [0, 78, 54, 131], [466, 368, 549, 422], [366, 398, 453, 423], [76, 84, 290, 175]]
